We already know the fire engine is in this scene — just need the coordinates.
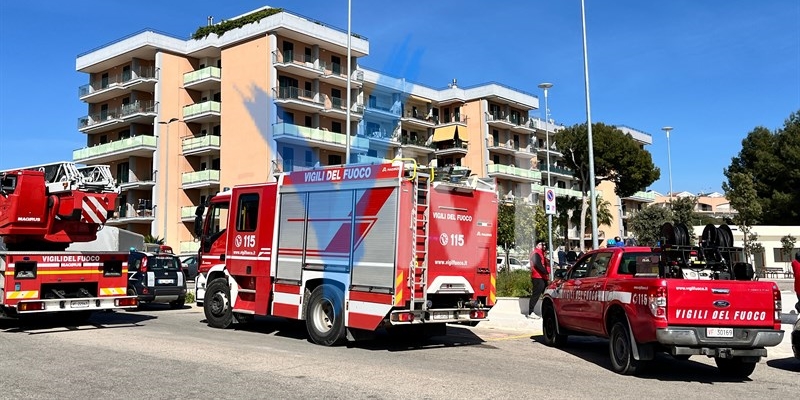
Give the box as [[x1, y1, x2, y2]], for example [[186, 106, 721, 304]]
[[194, 160, 498, 345], [0, 162, 138, 319]]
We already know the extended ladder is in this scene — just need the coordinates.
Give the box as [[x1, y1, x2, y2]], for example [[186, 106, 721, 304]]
[[0, 161, 117, 194], [409, 169, 431, 312]]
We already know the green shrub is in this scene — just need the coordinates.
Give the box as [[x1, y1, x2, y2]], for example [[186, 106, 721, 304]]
[[185, 291, 195, 304], [192, 8, 284, 40], [496, 269, 532, 297]]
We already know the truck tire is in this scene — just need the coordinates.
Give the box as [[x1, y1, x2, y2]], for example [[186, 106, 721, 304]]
[[169, 296, 186, 309], [305, 284, 346, 346], [542, 303, 567, 347], [204, 278, 233, 329], [714, 357, 757, 378], [609, 321, 641, 375]]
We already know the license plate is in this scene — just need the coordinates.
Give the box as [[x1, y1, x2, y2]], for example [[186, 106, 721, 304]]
[[159, 279, 175, 285], [70, 300, 90, 308], [433, 311, 450, 320], [706, 327, 734, 338]]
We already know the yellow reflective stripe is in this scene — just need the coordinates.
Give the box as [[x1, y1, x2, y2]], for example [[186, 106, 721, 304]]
[[489, 275, 497, 304], [37, 270, 104, 275], [394, 271, 404, 306], [99, 287, 127, 296], [5, 290, 39, 299]]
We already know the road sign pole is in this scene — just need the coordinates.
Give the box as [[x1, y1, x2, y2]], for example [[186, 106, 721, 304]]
[[545, 188, 557, 269]]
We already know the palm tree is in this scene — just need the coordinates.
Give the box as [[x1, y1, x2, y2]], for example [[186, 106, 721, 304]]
[[556, 196, 582, 249], [570, 195, 613, 247], [143, 235, 165, 245]]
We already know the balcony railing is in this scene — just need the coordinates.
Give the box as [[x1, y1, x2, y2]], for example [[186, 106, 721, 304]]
[[78, 100, 157, 129], [488, 164, 541, 181], [181, 135, 220, 153], [400, 137, 433, 148], [73, 135, 157, 162], [181, 170, 220, 186], [624, 190, 657, 202], [274, 87, 322, 105], [435, 141, 469, 151], [183, 66, 221, 85], [78, 66, 157, 98], [532, 184, 584, 199], [180, 206, 197, 220], [180, 241, 200, 254], [539, 163, 574, 176], [273, 123, 369, 149], [183, 101, 221, 119]]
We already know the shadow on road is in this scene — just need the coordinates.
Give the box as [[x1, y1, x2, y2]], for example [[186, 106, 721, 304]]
[[766, 357, 800, 372], [531, 334, 753, 383], [0, 310, 155, 335]]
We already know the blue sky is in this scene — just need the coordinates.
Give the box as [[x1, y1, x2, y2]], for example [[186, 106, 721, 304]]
[[0, 1, 797, 195]]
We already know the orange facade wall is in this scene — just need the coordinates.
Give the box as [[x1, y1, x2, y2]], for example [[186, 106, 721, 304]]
[[220, 35, 272, 186]]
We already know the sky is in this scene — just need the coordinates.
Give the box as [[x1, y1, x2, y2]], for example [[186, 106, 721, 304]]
[[0, 0, 798, 195]]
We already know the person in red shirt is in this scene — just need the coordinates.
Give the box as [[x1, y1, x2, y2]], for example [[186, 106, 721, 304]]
[[792, 252, 800, 312], [528, 241, 551, 319]]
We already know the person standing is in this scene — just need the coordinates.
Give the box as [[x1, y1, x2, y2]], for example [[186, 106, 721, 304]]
[[528, 241, 551, 319], [792, 252, 800, 312]]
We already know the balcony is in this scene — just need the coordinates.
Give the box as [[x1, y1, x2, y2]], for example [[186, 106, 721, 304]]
[[78, 66, 158, 103], [73, 135, 157, 164], [78, 100, 158, 134], [321, 96, 364, 120], [400, 110, 437, 129], [183, 66, 221, 92], [106, 202, 154, 226], [181, 170, 220, 189], [362, 129, 399, 147], [624, 191, 657, 203], [434, 141, 468, 157], [181, 206, 197, 222], [118, 176, 155, 192], [514, 144, 536, 159], [319, 62, 364, 87], [487, 140, 516, 155], [437, 115, 468, 128], [487, 164, 541, 183], [183, 101, 221, 124], [537, 144, 563, 158], [399, 137, 434, 157], [539, 163, 574, 178], [182, 135, 220, 156], [272, 50, 324, 80], [273, 87, 324, 113], [532, 184, 584, 199], [364, 104, 401, 121], [272, 123, 369, 153], [180, 241, 201, 254]]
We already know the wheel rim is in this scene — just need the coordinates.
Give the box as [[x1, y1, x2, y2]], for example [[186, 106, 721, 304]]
[[210, 290, 229, 317], [544, 310, 556, 340], [613, 333, 628, 364], [312, 298, 335, 334]]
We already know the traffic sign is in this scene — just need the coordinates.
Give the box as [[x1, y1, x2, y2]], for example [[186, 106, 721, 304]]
[[545, 187, 557, 215]]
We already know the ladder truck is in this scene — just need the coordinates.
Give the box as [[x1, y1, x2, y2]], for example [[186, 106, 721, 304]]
[[194, 160, 498, 345], [0, 162, 138, 320]]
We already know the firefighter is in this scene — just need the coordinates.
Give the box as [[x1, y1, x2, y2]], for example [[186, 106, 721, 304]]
[[792, 252, 800, 312], [528, 241, 551, 319]]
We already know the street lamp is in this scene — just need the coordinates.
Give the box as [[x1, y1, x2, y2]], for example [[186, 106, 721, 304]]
[[344, 0, 352, 164], [661, 126, 674, 207], [580, 0, 599, 250], [538, 82, 555, 264], [158, 117, 180, 242]]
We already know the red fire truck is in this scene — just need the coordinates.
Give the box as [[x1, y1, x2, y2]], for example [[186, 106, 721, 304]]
[[0, 162, 138, 320], [194, 161, 498, 345]]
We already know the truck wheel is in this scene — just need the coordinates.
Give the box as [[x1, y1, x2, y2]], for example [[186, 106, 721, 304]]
[[169, 296, 186, 309], [714, 357, 757, 378], [305, 284, 346, 346], [542, 303, 567, 347], [204, 278, 233, 329], [609, 321, 641, 375]]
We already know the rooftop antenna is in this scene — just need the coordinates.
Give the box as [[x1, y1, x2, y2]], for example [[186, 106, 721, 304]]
[[208, 16, 214, 26], [449, 78, 458, 88]]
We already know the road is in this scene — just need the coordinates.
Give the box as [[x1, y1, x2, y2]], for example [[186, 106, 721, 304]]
[[0, 302, 797, 400]]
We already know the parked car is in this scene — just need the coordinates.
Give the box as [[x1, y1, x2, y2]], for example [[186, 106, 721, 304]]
[[127, 249, 187, 309], [180, 255, 199, 281], [793, 317, 800, 360], [497, 256, 527, 271]]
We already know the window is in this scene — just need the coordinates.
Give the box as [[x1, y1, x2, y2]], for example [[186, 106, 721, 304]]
[[328, 154, 342, 165], [282, 41, 294, 61], [618, 252, 660, 276], [588, 252, 612, 277], [101, 73, 109, 89], [304, 116, 312, 127], [305, 81, 312, 92], [122, 65, 131, 81], [1, 174, 17, 194], [567, 256, 591, 279], [209, 203, 229, 235], [116, 162, 130, 184], [331, 121, 342, 133], [236, 193, 259, 232], [304, 47, 312, 62], [331, 55, 341, 74]]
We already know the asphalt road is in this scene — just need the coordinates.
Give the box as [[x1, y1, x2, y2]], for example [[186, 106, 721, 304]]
[[0, 302, 797, 400]]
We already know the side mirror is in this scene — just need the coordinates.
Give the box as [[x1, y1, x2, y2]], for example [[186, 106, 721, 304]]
[[193, 215, 204, 238], [554, 269, 568, 280]]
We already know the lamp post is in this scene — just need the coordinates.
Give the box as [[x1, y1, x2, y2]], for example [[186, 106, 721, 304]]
[[158, 117, 180, 243], [580, 0, 599, 250], [344, 0, 352, 164], [538, 82, 555, 264], [661, 126, 674, 207]]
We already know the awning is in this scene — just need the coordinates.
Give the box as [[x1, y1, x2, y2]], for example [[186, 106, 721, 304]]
[[431, 126, 468, 143]]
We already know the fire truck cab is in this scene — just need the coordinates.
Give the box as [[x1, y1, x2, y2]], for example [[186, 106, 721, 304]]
[[194, 161, 498, 345]]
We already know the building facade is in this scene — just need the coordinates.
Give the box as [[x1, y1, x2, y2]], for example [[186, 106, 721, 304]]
[[73, 6, 654, 254]]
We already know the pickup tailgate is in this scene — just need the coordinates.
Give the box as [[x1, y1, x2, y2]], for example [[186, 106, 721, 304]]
[[667, 280, 778, 328]]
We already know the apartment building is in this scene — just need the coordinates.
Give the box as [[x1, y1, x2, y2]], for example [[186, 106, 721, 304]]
[[72, 6, 653, 253]]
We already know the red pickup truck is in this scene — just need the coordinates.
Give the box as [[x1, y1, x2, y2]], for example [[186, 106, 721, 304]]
[[541, 246, 784, 378]]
